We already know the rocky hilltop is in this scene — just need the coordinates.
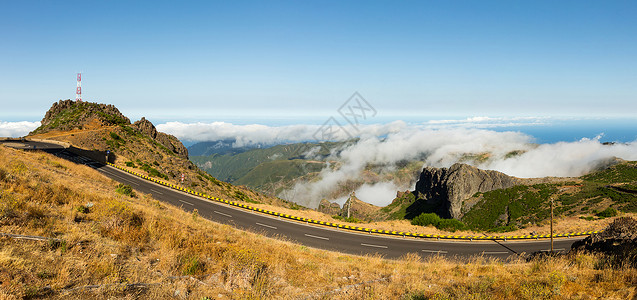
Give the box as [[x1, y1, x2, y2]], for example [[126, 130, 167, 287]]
[[413, 163, 521, 219], [32, 99, 130, 134], [133, 117, 188, 159], [30, 100, 187, 159]]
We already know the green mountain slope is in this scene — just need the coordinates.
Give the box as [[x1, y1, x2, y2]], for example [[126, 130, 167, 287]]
[[462, 161, 637, 231], [190, 141, 344, 185]]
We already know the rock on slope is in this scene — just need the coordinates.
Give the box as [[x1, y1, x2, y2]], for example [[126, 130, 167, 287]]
[[133, 117, 188, 159], [413, 163, 521, 219], [571, 217, 637, 266]]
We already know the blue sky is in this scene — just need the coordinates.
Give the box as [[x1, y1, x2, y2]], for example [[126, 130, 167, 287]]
[[1, 0, 636, 122]]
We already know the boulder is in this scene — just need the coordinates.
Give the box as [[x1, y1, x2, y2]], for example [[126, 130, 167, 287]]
[[413, 163, 521, 219]]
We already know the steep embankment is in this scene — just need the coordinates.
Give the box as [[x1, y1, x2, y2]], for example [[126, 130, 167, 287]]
[[1, 145, 636, 299]]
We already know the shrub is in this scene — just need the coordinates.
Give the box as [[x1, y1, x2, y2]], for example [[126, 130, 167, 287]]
[[596, 207, 618, 218], [233, 190, 259, 204], [125, 161, 135, 167], [116, 184, 136, 198], [436, 218, 467, 232], [343, 216, 362, 223], [182, 256, 204, 275], [109, 132, 122, 141], [411, 212, 468, 232], [411, 213, 441, 227], [75, 205, 89, 213]]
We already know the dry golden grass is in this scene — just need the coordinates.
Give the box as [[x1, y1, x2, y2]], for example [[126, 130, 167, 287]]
[[1, 145, 636, 299]]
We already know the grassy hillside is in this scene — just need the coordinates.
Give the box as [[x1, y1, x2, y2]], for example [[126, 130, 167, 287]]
[[2, 141, 637, 299], [187, 140, 260, 156], [461, 161, 637, 232], [190, 141, 344, 184], [234, 159, 326, 193]]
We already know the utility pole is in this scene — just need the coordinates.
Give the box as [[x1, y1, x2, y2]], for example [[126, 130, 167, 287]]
[[347, 191, 355, 219], [550, 196, 554, 252]]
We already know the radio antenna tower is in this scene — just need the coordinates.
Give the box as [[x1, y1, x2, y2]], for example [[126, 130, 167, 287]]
[[76, 73, 82, 102]]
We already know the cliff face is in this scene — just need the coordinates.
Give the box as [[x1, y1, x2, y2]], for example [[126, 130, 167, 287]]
[[413, 163, 521, 219], [133, 117, 188, 159]]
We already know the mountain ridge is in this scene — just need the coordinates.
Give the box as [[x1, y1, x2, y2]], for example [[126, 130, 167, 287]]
[[27, 100, 302, 210]]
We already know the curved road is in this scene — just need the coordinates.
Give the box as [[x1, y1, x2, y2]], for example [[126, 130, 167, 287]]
[[2, 140, 584, 259]]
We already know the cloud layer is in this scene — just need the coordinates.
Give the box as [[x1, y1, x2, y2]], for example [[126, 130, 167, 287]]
[[157, 121, 409, 147], [159, 119, 637, 208], [291, 129, 637, 207], [0, 121, 40, 137]]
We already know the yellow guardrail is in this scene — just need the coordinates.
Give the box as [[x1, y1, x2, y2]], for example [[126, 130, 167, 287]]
[[106, 162, 599, 241]]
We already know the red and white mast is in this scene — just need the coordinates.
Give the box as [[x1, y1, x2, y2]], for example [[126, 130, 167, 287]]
[[76, 73, 82, 102]]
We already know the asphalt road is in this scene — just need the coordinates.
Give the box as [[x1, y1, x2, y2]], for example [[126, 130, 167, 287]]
[[2, 140, 585, 259]]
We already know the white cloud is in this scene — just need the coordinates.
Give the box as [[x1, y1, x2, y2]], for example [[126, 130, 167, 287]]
[[0, 121, 41, 137], [281, 127, 637, 208], [157, 117, 549, 145], [157, 120, 408, 146], [158, 119, 637, 208], [353, 182, 402, 207], [425, 116, 550, 129]]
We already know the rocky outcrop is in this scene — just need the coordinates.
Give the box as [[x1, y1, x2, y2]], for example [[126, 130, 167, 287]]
[[33, 99, 130, 134], [317, 199, 341, 215], [571, 217, 637, 267], [339, 196, 382, 221], [413, 163, 521, 219], [133, 117, 188, 159]]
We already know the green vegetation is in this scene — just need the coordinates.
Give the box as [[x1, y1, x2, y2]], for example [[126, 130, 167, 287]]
[[331, 215, 363, 223], [558, 163, 637, 213], [75, 205, 89, 213], [380, 192, 416, 220], [137, 162, 168, 180], [596, 207, 618, 218], [504, 150, 526, 159], [196, 171, 223, 186], [109, 132, 122, 140], [436, 219, 468, 232], [461, 184, 557, 231], [411, 213, 468, 232], [190, 141, 346, 186], [235, 159, 325, 192], [411, 213, 441, 227], [459, 162, 637, 231], [115, 183, 136, 198], [233, 190, 259, 204], [582, 163, 637, 183], [30, 101, 129, 134], [105, 131, 127, 149], [120, 125, 139, 137], [181, 256, 204, 276]]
